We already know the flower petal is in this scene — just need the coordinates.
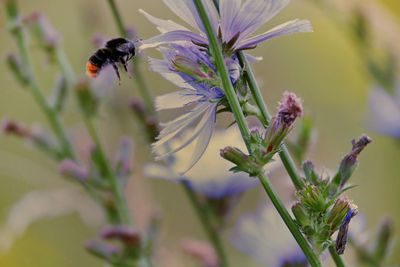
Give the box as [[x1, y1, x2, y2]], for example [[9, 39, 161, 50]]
[[139, 9, 189, 33], [140, 30, 207, 50], [148, 57, 189, 88], [155, 90, 203, 111], [220, 0, 242, 43], [237, 19, 313, 50]]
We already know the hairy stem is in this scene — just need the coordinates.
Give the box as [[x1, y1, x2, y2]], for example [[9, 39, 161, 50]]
[[193, 0, 322, 266]]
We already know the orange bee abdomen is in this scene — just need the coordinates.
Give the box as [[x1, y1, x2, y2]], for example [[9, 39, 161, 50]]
[[86, 61, 99, 78]]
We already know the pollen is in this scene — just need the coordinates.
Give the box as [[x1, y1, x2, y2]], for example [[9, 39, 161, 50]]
[[86, 61, 99, 78]]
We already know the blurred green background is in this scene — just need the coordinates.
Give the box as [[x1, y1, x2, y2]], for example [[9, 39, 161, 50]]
[[0, 0, 399, 266]]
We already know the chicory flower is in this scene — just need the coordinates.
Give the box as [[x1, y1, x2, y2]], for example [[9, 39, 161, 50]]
[[140, 0, 312, 55]]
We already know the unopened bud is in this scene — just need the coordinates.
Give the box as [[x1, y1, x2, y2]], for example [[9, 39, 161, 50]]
[[6, 53, 29, 85], [1, 119, 30, 137], [220, 146, 261, 176], [59, 159, 89, 181], [292, 201, 309, 227], [338, 135, 372, 187], [85, 240, 119, 261], [327, 198, 352, 231], [302, 160, 319, 184], [76, 78, 98, 117], [22, 12, 60, 52], [114, 137, 134, 179], [182, 238, 218, 267], [101, 225, 141, 247]]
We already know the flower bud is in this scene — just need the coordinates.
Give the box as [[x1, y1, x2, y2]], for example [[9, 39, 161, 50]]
[[182, 238, 218, 267], [263, 92, 303, 156], [338, 135, 372, 187], [292, 201, 309, 227], [327, 198, 352, 231], [22, 12, 60, 53], [75, 78, 98, 117], [1, 119, 30, 138], [85, 240, 120, 261], [302, 160, 319, 185], [336, 203, 358, 255], [59, 159, 89, 182], [101, 225, 141, 247], [114, 137, 134, 179], [373, 218, 394, 262], [6, 53, 29, 86], [220, 146, 261, 176]]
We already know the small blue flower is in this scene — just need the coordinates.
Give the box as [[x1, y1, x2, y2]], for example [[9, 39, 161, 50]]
[[145, 126, 280, 199], [368, 85, 400, 138], [231, 205, 308, 267], [140, 0, 312, 54], [150, 43, 240, 173]]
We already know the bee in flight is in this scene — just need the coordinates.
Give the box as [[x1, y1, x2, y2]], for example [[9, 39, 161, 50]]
[[86, 37, 136, 80]]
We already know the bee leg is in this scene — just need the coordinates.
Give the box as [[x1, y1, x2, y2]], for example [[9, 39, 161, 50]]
[[111, 63, 121, 83], [120, 56, 131, 78]]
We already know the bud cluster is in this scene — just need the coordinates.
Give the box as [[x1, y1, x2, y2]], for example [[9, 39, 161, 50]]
[[291, 135, 371, 255], [221, 92, 303, 177]]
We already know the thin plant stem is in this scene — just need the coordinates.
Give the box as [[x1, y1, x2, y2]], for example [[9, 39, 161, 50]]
[[257, 173, 322, 267], [54, 45, 132, 226], [192, 0, 322, 266], [182, 181, 229, 267], [12, 26, 75, 159], [105, 0, 155, 115], [237, 52, 304, 190], [329, 245, 346, 267], [104, 1, 230, 266]]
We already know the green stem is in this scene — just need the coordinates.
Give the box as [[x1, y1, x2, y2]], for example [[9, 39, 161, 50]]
[[193, 1, 322, 266], [329, 245, 346, 267], [83, 116, 131, 225], [13, 27, 74, 159], [257, 173, 322, 267], [182, 182, 229, 267], [237, 52, 304, 190], [105, 0, 155, 115]]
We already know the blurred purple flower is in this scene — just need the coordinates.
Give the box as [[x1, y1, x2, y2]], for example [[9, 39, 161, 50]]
[[231, 205, 308, 267], [145, 126, 279, 199], [368, 85, 400, 138], [140, 0, 312, 54], [150, 43, 239, 173]]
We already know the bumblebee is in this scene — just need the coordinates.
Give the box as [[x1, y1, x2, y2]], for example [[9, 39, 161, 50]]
[[86, 37, 136, 80]]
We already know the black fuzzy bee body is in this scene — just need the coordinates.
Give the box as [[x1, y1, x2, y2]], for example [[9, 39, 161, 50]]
[[86, 38, 136, 80]]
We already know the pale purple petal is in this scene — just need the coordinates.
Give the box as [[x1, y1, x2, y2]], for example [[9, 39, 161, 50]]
[[155, 90, 203, 111], [140, 30, 207, 50], [148, 57, 189, 88], [235, 0, 290, 44], [244, 52, 263, 63], [368, 88, 400, 138], [220, 0, 242, 43], [163, 0, 202, 31], [237, 19, 313, 50], [139, 9, 189, 33], [179, 105, 217, 174]]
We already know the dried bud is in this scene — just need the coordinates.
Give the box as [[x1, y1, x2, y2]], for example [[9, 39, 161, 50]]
[[6, 53, 29, 85], [182, 239, 218, 267], [101, 225, 141, 247], [1, 119, 31, 138], [220, 146, 261, 176], [59, 159, 89, 182], [336, 203, 358, 255], [85, 240, 120, 261], [292, 201, 310, 227], [22, 12, 60, 51], [338, 135, 372, 187]]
